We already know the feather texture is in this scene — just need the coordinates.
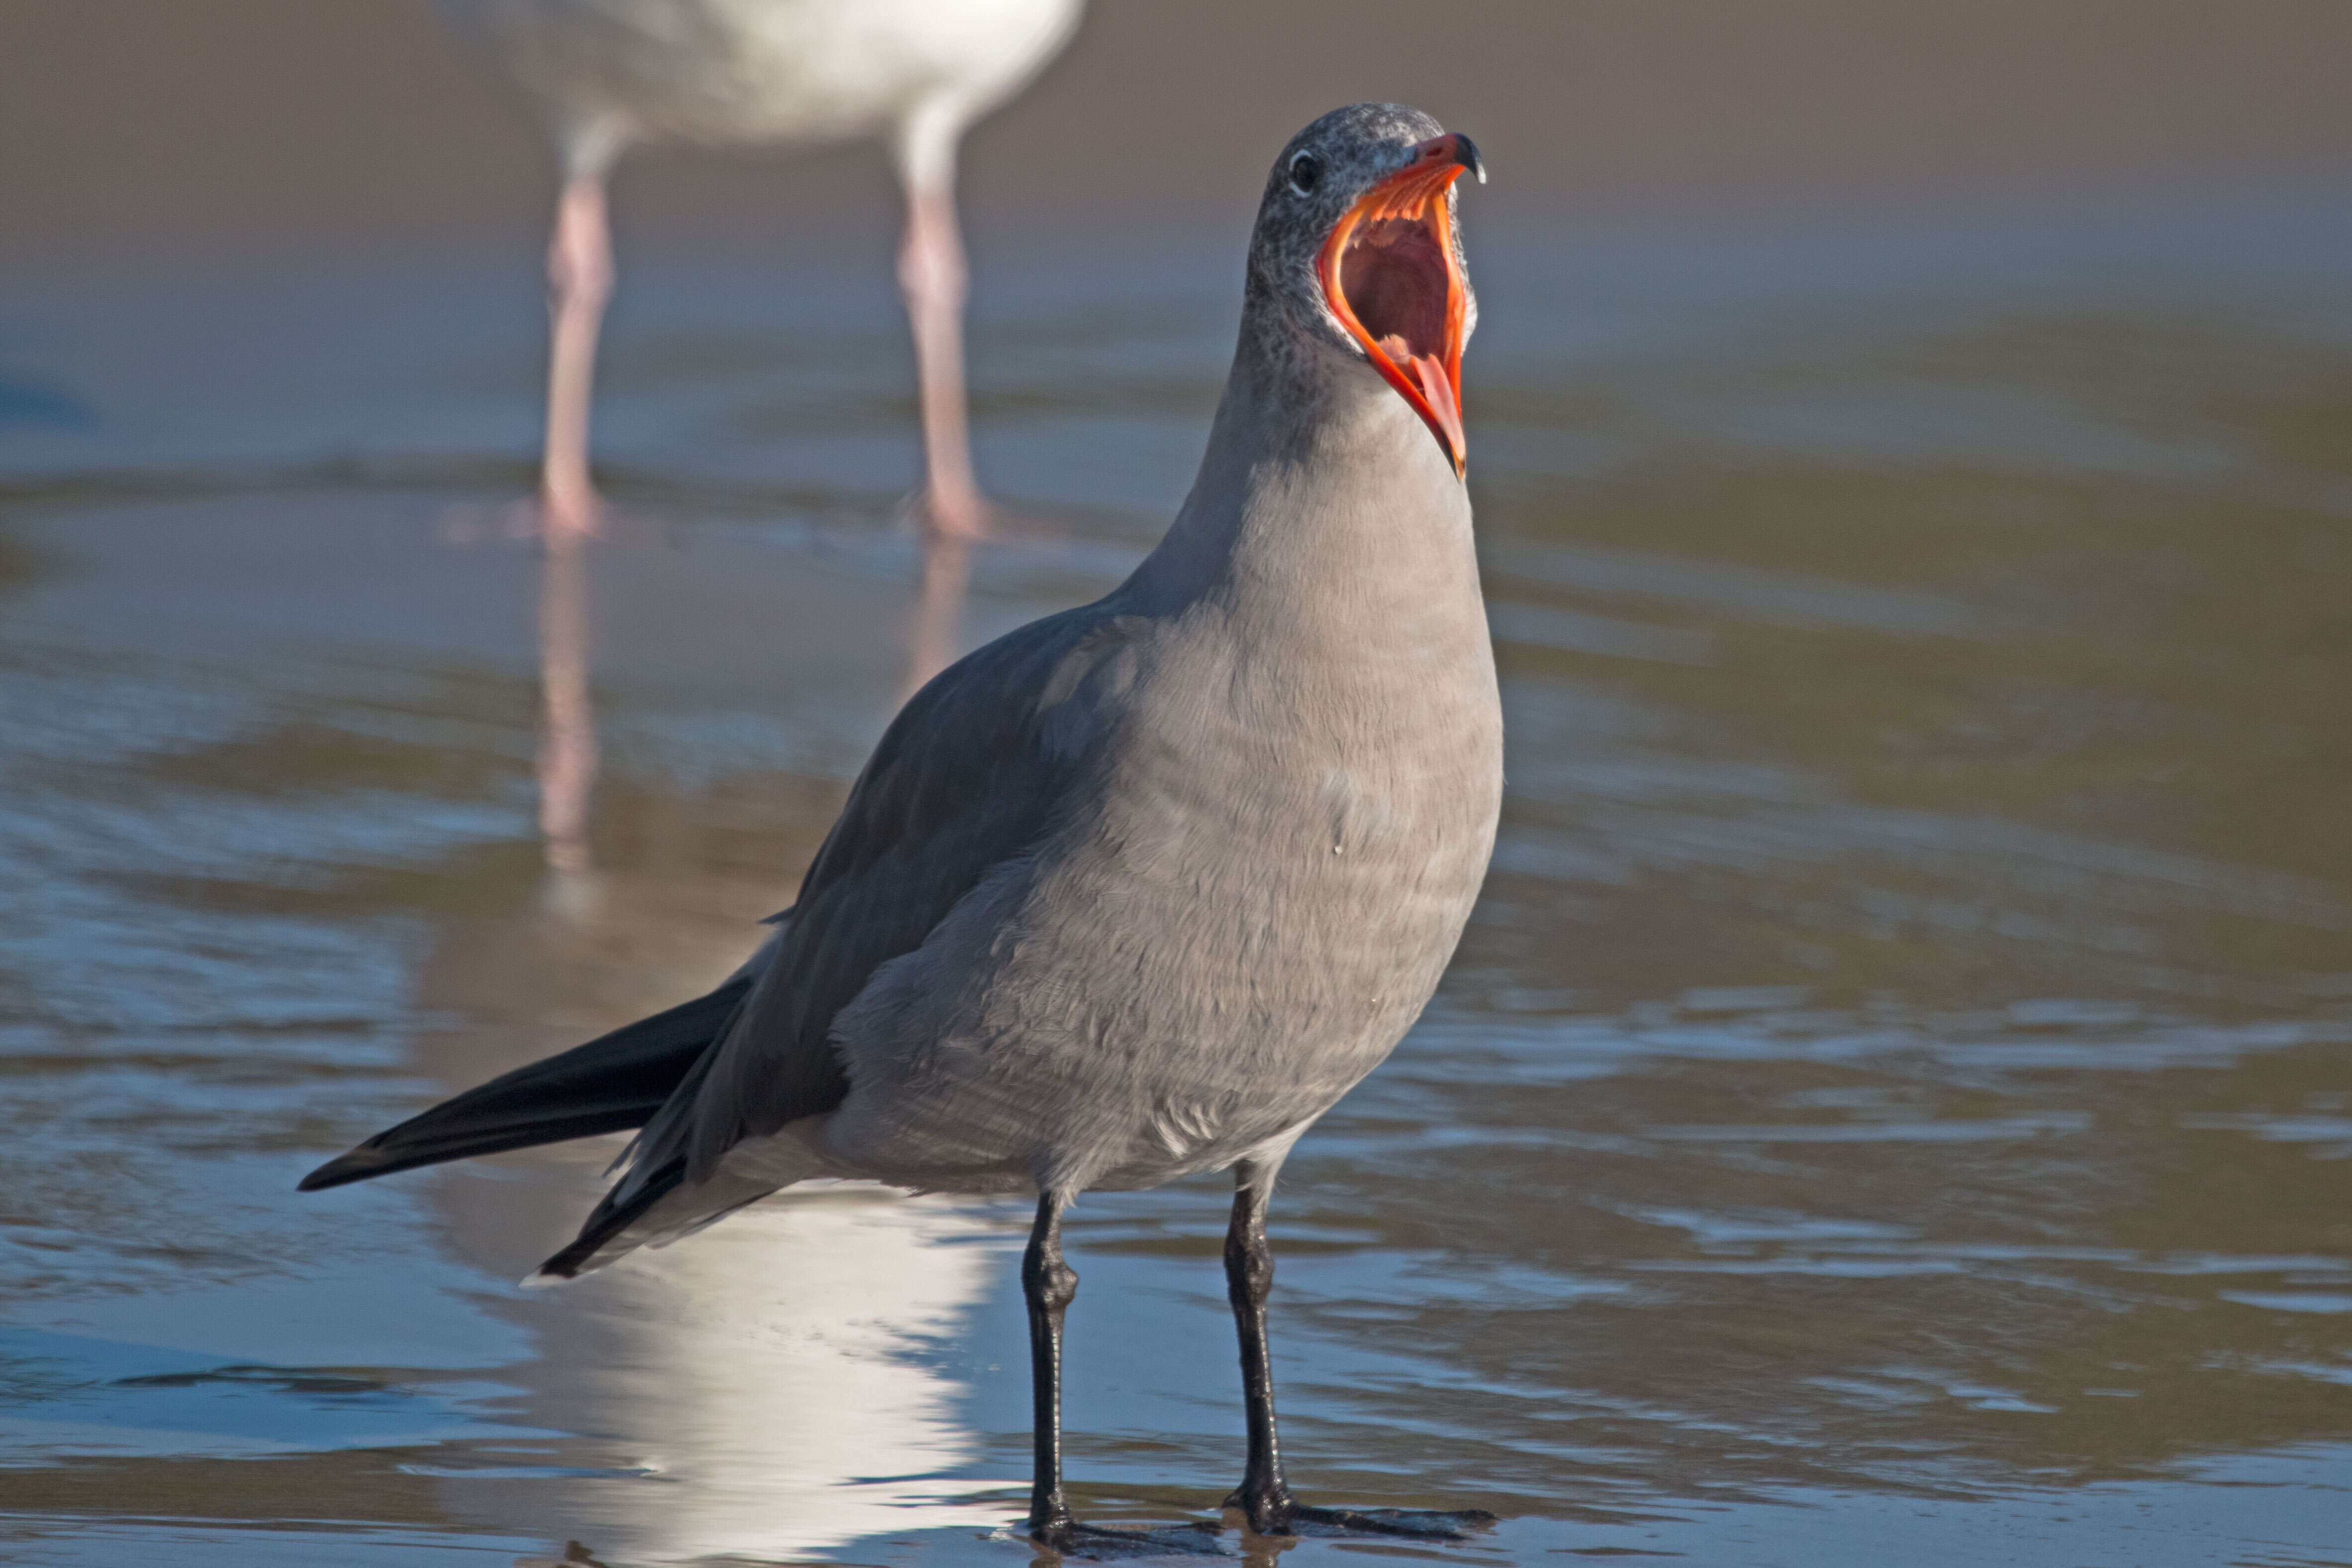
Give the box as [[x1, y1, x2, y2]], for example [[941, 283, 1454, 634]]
[[303, 105, 1504, 1292], [297, 976, 752, 1192]]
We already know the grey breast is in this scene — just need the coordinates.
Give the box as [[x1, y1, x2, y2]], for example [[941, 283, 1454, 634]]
[[809, 458, 1501, 1196]]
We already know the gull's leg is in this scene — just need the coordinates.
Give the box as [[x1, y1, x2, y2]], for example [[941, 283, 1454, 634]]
[[1223, 1166, 1298, 1533], [1024, 1191, 1081, 1544], [1222, 1165, 1294, 1533], [542, 170, 613, 537], [1221, 1163, 1497, 1543], [897, 173, 990, 542], [1021, 1194, 1223, 1560]]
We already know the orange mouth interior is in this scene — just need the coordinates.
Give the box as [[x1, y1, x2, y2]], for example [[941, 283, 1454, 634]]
[[1315, 147, 1470, 474]]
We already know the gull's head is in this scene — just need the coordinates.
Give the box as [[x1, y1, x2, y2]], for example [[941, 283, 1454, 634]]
[[1248, 103, 1483, 476]]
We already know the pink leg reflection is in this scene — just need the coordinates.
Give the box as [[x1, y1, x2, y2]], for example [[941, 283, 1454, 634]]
[[895, 532, 972, 708], [537, 522, 598, 874]]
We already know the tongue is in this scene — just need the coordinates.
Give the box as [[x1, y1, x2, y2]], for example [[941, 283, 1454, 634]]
[[1402, 349, 1464, 463]]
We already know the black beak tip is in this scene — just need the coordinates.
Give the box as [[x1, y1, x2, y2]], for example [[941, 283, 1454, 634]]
[[1455, 134, 1485, 185]]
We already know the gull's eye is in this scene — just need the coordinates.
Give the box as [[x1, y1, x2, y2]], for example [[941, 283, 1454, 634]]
[[1288, 151, 1321, 196]]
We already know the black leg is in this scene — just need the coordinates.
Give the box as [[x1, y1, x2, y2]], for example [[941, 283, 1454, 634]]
[[1219, 1166, 1496, 1545], [1222, 1171, 1294, 1534], [1021, 1193, 1224, 1560], [1024, 1191, 1080, 1544]]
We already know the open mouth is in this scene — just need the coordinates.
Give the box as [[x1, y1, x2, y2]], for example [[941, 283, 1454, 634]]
[[1316, 133, 1478, 475]]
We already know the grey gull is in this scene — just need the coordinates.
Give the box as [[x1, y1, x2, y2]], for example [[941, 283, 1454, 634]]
[[306, 101, 1499, 1553]]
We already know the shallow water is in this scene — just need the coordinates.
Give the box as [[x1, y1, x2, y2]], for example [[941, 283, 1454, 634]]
[[2, 186, 2349, 1566]]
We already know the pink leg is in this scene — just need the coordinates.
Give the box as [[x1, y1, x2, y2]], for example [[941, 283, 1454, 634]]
[[537, 518, 598, 873], [543, 172, 614, 537], [895, 532, 973, 706], [898, 178, 990, 541]]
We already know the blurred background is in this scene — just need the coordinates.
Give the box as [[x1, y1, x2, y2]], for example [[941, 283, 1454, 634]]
[[1, 3, 2349, 1566]]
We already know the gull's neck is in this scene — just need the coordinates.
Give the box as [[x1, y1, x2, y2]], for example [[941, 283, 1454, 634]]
[[1127, 298, 1477, 625]]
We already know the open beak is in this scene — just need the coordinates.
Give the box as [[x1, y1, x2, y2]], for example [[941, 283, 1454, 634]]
[[1316, 131, 1482, 476]]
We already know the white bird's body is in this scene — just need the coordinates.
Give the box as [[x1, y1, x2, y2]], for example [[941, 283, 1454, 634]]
[[459, 0, 1083, 182], [449, 0, 1084, 530]]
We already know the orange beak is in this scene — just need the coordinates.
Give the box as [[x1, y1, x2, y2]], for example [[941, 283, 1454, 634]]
[[1315, 132, 1480, 476]]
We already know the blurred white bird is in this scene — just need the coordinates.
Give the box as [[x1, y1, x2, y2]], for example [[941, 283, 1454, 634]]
[[450, 0, 1087, 538]]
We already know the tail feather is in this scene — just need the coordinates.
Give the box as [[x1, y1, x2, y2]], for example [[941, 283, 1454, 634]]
[[298, 977, 752, 1193], [529, 1155, 778, 1281], [532, 1157, 689, 1280]]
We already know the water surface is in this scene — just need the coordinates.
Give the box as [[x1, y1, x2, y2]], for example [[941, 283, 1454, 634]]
[[2, 187, 2349, 1565]]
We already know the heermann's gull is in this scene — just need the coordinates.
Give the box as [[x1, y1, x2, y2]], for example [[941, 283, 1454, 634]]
[[448, 0, 1086, 537], [305, 103, 1500, 1552]]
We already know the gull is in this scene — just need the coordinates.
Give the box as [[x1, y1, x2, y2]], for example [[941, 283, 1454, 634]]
[[448, 0, 1088, 537], [306, 103, 1499, 1554]]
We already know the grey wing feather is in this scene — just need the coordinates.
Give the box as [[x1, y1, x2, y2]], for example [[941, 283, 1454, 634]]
[[623, 599, 1147, 1193]]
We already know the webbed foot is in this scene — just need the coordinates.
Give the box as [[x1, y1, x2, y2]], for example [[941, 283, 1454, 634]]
[[1029, 1517, 1228, 1560], [1225, 1487, 1495, 1542]]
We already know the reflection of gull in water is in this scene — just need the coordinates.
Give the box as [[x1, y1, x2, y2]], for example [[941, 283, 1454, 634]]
[[598, 1187, 1010, 1562], [446, 0, 1087, 538], [403, 870, 1010, 1562]]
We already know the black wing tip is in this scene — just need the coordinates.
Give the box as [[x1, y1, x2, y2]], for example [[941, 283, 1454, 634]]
[[293, 975, 758, 1198], [297, 1144, 393, 1192], [531, 1239, 597, 1281]]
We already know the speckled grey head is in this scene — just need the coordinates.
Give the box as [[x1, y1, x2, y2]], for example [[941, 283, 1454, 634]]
[[1245, 103, 1484, 474]]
